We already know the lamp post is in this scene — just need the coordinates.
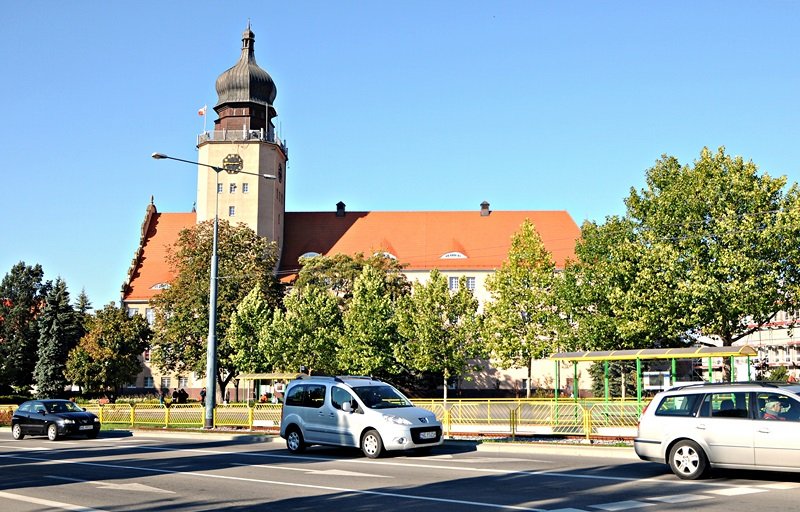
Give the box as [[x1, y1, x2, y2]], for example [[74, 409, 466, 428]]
[[151, 152, 276, 428]]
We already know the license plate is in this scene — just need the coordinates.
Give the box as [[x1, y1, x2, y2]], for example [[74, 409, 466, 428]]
[[419, 431, 437, 439], [79, 425, 94, 430]]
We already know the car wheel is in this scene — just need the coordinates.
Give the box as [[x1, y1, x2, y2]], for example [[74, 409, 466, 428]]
[[12, 424, 24, 440], [286, 427, 306, 453], [47, 423, 60, 442], [361, 429, 384, 459], [668, 439, 708, 480]]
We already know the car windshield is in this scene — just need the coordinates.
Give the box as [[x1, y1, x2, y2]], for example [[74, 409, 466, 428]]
[[44, 401, 83, 413], [353, 385, 413, 409]]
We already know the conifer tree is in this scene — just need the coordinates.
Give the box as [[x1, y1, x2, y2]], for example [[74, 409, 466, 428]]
[[34, 279, 81, 398]]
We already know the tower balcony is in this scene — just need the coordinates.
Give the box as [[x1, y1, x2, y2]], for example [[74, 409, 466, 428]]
[[197, 129, 288, 158]]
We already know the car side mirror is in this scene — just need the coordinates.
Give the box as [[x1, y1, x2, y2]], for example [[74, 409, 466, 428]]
[[39, 410, 47, 415], [341, 401, 352, 413], [82, 407, 87, 411]]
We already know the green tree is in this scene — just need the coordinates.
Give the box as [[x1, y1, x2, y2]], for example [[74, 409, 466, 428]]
[[558, 148, 800, 381], [228, 284, 277, 373], [269, 287, 343, 375], [65, 304, 151, 393], [34, 279, 82, 398], [339, 265, 405, 377], [395, 270, 484, 402], [150, 219, 281, 401], [0, 262, 50, 392], [294, 253, 410, 301], [483, 219, 563, 398]]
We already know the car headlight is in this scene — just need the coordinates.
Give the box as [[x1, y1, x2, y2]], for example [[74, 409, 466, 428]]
[[93, 417, 100, 423], [382, 414, 412, 426], [61, 419, 75, 425]]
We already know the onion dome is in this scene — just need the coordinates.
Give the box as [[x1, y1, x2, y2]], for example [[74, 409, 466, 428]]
[[215, 25, 277, 111]]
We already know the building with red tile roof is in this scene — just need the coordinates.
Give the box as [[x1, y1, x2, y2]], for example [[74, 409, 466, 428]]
[[121, 26, 581, 397]]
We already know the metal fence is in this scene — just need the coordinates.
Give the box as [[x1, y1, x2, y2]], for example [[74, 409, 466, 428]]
[[0, 398, 645, 439]]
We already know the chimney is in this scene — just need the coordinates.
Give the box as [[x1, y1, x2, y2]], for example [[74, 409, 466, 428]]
[[336, 201, 346, 217], [480, 201, 490, 217]]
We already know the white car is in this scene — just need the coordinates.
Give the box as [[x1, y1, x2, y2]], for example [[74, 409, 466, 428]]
[[635, 381, 800, 479], [279, 376, 443, 458]]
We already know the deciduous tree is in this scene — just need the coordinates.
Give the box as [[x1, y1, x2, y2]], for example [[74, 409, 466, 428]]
[[483, 219, 563, 397], [395, 270, 484, 402], [559, 148, 800, 380], [150, 220, 281, 401], [65, 304, 151, 393]]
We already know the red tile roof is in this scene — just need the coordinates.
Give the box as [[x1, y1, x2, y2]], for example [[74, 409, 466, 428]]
[[122, 211, 195, 302], [122, 208, 580, 301], [280, 210, 580, 274]]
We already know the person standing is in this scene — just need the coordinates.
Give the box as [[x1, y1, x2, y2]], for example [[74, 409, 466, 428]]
[[200, 387, 207, 404]]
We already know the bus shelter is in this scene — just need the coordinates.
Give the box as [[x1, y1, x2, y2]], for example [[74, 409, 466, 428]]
[[550, 345, 758, 405], [236, 372, 302, 403]]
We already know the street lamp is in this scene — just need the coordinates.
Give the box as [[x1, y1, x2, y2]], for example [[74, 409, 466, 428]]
[[152, 152, 276, 428]]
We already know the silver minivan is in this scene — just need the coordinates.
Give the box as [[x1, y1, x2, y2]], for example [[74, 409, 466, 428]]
[[635, 381, 800, 479], [279, 376, 443, 458]]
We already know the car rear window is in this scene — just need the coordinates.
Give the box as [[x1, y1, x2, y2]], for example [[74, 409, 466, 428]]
[[654, 394, 702, 417]]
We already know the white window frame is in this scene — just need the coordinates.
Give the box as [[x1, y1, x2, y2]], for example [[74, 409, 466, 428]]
[[228, 206, 235, 216]]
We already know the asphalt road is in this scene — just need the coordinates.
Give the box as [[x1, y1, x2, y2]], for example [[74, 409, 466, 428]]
[[1, 430, 799, 511]]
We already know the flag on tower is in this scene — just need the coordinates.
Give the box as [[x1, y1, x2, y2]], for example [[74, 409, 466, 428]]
[[198, 105, 207, 116]]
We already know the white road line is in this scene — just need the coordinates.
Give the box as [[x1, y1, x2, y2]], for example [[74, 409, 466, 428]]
[[0, 453, 547, 511], [707, 487, 767, 496], [0, 490, 109, 512], [759, 482, 800, 490], [648, 494, 713, 503], [232, 462, 391, 478], [590, 500, 655, 511]]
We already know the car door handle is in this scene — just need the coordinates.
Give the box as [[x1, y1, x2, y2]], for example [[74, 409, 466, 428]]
[[696, 423, 706, 430], [758, 427, 770, 433]]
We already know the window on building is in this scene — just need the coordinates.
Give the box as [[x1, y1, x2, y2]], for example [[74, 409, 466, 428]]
[[145, 308, 155, 326], [126, 307, 137, 318], [178, 377, 189, 388], [448, 277, 459, 291], [228, 206, 235, 216], [144, 376, 154, 388], [161, 377, 171, 390], [466, 277, 476, 291], [217, 183, 223, 194], [229, 183, 237, 194], [242, 183, 249, 193]]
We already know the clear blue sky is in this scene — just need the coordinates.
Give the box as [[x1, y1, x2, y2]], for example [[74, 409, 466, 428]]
[[2, 1, 799, 309]]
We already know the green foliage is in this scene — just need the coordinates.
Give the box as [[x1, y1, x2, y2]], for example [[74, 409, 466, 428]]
[[395, 270, 484, 401], [294, 253, 410, 301], [558, 148, 800, 362], [228, 284, 276, 373], [768, 365, 789, 382], [34, 279, 83, 398], [150, 220, 281, 399], [587, 361, 638, 398], [0, 262, 50, 392], [65, 304, 152, 393], [339, 265, 405, 377], [483, 219, 564, 396], [268, 287, 343, 375]]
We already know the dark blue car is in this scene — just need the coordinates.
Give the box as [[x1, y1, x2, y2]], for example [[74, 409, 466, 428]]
[[12, 399, 101, 441]]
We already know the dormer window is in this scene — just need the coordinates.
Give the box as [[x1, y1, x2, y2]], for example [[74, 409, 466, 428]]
[[441, 252, 467, 259], [150, 282, 171, 290], [374, 252, 397, 260], [299, 252, 321, 260]]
